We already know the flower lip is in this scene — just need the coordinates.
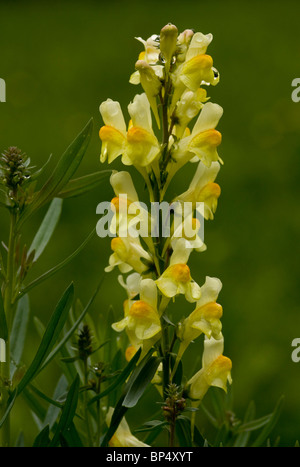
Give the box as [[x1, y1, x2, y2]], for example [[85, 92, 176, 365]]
[[192, 301, 223, 320], [167, 264, 191, 283], [129, 300, 155, 319]]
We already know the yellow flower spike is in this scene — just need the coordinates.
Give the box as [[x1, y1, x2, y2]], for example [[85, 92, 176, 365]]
[[135, 60, 162, 128], [156, 238, 201, 303], [160, 23, 178, 72], [106, 408, 150, 447], [99, 99, 127, 164], [187, 335, 232, 403]]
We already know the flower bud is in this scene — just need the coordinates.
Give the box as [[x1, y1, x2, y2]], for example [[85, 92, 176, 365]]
[[160, 23, 178, 71]]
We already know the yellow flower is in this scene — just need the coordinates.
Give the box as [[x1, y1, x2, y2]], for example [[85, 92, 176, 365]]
[[187, 335, 232, 403], [105, 236, 152, 274], [112, 279, 161, 351], [173, 102, 223, 167], [171, 32, 219, 108], [155, 238, 201, 303], [99, 99, 127, 164], [109, 170, 149, 237], [176, 276, 223, 361], [134, 61, 162, 128], [123, 93, 161, 167], [176, 161, 221, 220], [136, 35, 160, 64], [173, 88, 209, 139], [106, 407, 150, 447]]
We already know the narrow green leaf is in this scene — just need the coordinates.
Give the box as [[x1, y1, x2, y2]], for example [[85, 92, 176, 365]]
[[100, 398, 128, 447], [59, 421, 83, 447], [39, 276, 103, 372], [10, 294, 30, 376], [18, 229, 95, 300], [44, 375, 69, 432], [236, 414, 272, 433], [18, 119, 93, 227], [0, 287, 8, 340], [88, 347, 142, 406], [17, 283, 74, 394], [57, 170, 111, 199], [49, 375, 80, 447], [122, 355, 161, 408], [32, 425, 50, 447], [29, 384, 64, 410], [28, 198, 63, 261], [251, 396, 284, 447], [135, 420, 168, 433], [233, 401, 256, 447]]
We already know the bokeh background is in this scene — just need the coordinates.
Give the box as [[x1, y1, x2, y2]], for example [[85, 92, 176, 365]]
[[1, 0, 300, 446]]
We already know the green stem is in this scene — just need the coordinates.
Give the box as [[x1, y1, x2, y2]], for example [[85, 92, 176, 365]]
[[0, 211, 17, 447]]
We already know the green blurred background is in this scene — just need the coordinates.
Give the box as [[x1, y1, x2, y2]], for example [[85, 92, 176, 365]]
[[1, 0, 300, 446]]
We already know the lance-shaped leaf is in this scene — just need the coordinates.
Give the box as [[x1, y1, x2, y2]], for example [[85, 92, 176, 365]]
[[101, 349, 161, 446], [32, 425, 51, 447], [57, 170, 111, 199], [251, 395, 284, 447], [17, 283, 74, 394], [18, 228, 95, 299], [10, 294, 30, 376], [0, 287, 8, 341], [18, 119, 93, 227], [49, 374, 80, 447], [28, 198, 63, 262]]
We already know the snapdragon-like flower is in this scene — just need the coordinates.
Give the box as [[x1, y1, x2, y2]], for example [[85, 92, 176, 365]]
[[171, 32, 219, 109], [112, 278, 161, 351], [109, 170, 149, 237], [176, 277, 223, 363], [106, 408, 150, 447], [105, 235, 153, 274], [173, 102, 223, 167], [118, 272, 142, 299], [99, 99, 127, 164], [176, 161, 221, 220], [156, 238, 201, 303], [99, 93, 161, 168], [187, 335, 232, 403], [124, 93, 161, 167]]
